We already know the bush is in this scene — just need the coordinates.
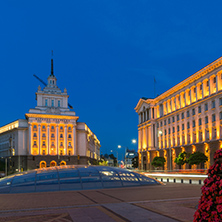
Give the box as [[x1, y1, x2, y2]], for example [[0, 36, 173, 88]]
[[151, 156, 166, 168], [188, 151, 208, 166]]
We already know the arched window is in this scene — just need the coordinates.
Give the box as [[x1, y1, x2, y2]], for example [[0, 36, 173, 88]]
[[60, 142, 63, 146], [60, 126, 63, 130], [33, 125, 37, 129], [58, 100, 60, 107], [42, 141, 46, 146], [45, 99, 48, 106], [50, 161, 57, 167], [68, 126, 71, 130], [68, 142, 71, 147], [33, 133, 37, 137], [68, 134, 72, 138], [40, 161, 46, 168], [51, 134, 55, 138], [60, 161, 66, 166], [42, 133, 46, 137], [51, 126, 54, 129], [34, 141, 37, 146], [42, 125, 46, 129], [60, 134, 63, 138]]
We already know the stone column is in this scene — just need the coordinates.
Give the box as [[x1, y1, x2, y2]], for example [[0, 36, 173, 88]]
[[64, 125, 67, 155], [208, 78, 211, 96], [201, 82, 204, 98], [216, 75, 218, 93], [47, 125, 50, 155], [73, 125, 77, 155], [38, 124, 41, 155], [56, 125, 59, 155], [28, 123, 32, 155]]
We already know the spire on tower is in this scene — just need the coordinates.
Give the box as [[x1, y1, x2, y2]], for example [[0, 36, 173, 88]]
[[51, 50, 54, 76]]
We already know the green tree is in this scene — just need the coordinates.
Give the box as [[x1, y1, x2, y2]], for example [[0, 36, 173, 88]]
[[188, 151, 208, 167], [151, 156, 166, 169], [174, 152, 188, 169]]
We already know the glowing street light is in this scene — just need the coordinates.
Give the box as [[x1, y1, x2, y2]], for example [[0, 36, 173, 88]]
[[132, 139, 137, 144]]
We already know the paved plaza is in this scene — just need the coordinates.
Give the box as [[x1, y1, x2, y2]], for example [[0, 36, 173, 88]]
[[0, 183, 201, 222]]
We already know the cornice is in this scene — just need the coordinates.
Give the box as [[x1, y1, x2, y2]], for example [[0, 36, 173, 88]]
[[25, 113, 79, 120], [155, 56, 222, 103]]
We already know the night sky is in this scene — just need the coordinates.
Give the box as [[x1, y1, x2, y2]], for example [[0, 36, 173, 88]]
[[1, 1, 222, 159]]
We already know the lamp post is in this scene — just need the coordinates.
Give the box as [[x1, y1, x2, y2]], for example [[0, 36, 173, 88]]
[[110, 150, 118, 167]]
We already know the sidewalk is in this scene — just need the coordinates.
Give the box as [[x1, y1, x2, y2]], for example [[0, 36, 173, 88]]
[[0, 183, 202, 222]]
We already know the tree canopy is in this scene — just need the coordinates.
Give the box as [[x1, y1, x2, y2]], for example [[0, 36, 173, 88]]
[[151, 156, 166, 168], [174, 151, 188, 166], [188, 151, 208, 166]]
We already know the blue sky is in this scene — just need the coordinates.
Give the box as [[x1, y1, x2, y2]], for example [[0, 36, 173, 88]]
[[1, 1, 222, 159]]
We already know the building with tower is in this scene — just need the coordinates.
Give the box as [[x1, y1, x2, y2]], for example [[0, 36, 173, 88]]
[[0, 58, 101, 174], [135, 56, 222, 171]]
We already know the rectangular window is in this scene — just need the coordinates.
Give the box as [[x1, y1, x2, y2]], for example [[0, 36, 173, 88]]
[[205, 116, 208, 124], [205, 103, 208, 111], [160, 121, 162, 127], [177, 126, 179, 131], [52, 100, 54, 107], [157, 123, 159, 128], [45, 99, 48, 106], [181, 113, 184, 119], [212, 100, 215, 109], [172, 116, 175, 123], [220, 98, 222, 106], [187, 110, 190, 117], [58, 100, 60, 107], [198, 106, 201, 114], [192, 120, 196, 128], [213, 77, 216, 83], [164, 120, 166, 126], [177, 115, 179, 121], [168, 118, 171, 124], [182, 124, 184, 130], [164, 130, 167, 135], [220, 112, 222, 120], [187, 122, 190, 129], [199, 118, 202, 126], [212, 114, 216, 122], [192, 108, 195, 116], [173, 127, 175, 133], [168, 128, 171, 134]]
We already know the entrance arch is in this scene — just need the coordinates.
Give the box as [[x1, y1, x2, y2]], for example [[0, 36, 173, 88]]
[[50, 160, 57, 167], [40, 161, 46, 168], [60, 161, 66, 166]]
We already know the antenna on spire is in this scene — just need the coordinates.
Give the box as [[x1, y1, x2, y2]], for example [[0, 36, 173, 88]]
[[51, 50, 54, 76]]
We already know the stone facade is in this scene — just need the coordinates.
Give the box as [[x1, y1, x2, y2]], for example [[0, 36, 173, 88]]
[[135, 57, 222, 171]]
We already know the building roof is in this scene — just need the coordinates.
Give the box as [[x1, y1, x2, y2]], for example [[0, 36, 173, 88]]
[[0, 165, 161, 194]]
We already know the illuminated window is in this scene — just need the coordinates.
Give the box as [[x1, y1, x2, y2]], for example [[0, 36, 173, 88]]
[[52, 100, 54, 107], [192, 108, 195, 116], [212, 100, 215, 109], [213, 77, 216, 83], [181, 113, 184, 120], [199, 118, 202, 126], [205, 116, 208, 124], [192, 120, 196, 128], [58, 100, 60, 107], [198, 106, 201, 114], [172, 116, 175, 123], [187, 122, 190, 129], [212, 114, 216, 122], [45, 99, 48, 106], [168, 118, 171, 124], [187, 111, 190, 117], [205, 103, 208, 111], [68, 142, 72, 147]]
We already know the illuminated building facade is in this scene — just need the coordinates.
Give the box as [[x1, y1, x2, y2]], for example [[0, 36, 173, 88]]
[[0, 59, 100, 173], [135, 57, 222, 170]]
